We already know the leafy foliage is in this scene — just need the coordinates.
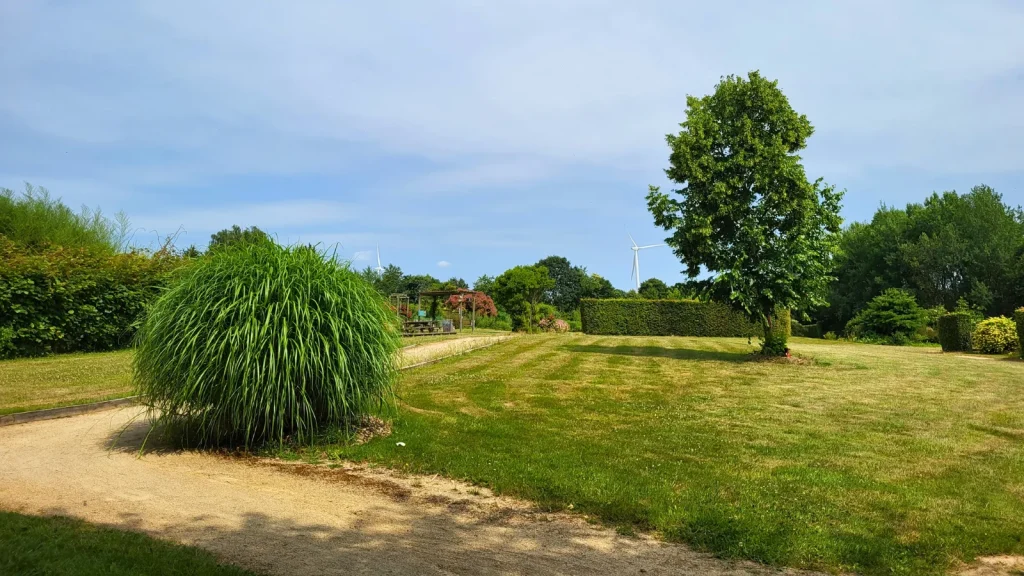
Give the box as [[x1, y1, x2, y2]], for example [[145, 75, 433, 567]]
[[207, 225, 271, 253], [0, 184, 131, 254], [580, 298, 788, 339], [822, 185, 1024, 331], [845, 289, 927, 345], [647, 71, 843, 354], [133, 241, 401, 448], [445, 291, 497, 317], [971, 316, 1019, 354], [638, 278, 669, 299], [493, 265, 554, 333], [938, 313, 975, 352], [580, 273, 618, 300], [472, 274, 496, 296], [0, 235, 184, 358], [535, 256, 585, 312]]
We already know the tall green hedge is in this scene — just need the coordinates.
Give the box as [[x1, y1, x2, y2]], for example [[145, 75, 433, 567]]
[[937, 312, 974, 352], [1015, 308, 1024, 359], [792, 322, 823, 339], [580, 299, 790, 338], [0, 235, 185, 358]]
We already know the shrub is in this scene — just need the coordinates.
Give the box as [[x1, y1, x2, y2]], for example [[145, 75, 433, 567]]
[[938, 313, 975, 352], [972, 316, 1019, 354], [1017, 308, 1024, 359], [0, 235, 184, 358], [133, 241, 402, 448], [845, 289, 926, 345], [580, 299, 789, 338], [823, 331, 838, 340]]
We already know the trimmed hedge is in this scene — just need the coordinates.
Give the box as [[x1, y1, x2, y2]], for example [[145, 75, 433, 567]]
[[0, 235, 185, 358], [792, 322, 823, 339], [1016, 308, 1024, 359], [937, 312, 974, 352], [581, 299, 790, 338]]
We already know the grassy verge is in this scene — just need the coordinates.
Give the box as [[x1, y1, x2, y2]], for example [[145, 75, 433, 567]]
[[0, 511, 256, 575], [291, 334, 1024, 575], [0, 350, 133, 415]]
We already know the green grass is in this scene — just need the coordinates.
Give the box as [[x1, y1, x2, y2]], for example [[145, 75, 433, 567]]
[[0, 511, 256, 575], [0, 331, 508, 416], [295, 334, 1024, 575], [0, 350, 133, 415]]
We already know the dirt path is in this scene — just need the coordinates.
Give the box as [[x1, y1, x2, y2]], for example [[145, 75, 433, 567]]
[[399, 335, 513, 367], [0, 407, 816, 576]]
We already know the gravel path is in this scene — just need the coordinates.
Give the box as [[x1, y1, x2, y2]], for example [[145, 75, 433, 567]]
[[0, 407, 817, 576]]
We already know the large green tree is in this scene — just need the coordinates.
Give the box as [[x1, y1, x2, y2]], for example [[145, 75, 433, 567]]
[[647, 71, 844, 354], [493, 265, 554, 333], [821, 185, 1024, 331], [580, 273, 618, 300], [536, 255, 585, 312]]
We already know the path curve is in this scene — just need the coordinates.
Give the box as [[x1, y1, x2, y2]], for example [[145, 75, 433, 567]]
[[0, 407, 816, 576]]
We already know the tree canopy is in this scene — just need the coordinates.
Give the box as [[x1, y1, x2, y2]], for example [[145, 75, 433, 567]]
[[647, 71, 843, 353], [493, 265, 554, 332], [208, 225, 271, 253], [536, 255, 587, 312], [821, 185, 1024, 331]]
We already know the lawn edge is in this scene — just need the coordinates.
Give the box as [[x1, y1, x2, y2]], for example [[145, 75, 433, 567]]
[[0, 396, 139, 427]]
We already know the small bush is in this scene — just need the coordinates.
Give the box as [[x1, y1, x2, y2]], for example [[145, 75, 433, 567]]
[[1016, 308, 1024, 359], [845, 289, 926, 345], [133, 241, 402, 448], [938, 313, 975, 352], [972, 316, 1019, 355], [823, 331, 838, 340]]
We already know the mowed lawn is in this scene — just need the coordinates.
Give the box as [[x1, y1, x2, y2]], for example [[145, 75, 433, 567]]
[[0, 350, 133, 415], [0, 332, 504, 415], [315, 334, 1024, 575]]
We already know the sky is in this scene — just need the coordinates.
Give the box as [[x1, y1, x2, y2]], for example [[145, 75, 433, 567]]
[[2, 1, 1023, 290]]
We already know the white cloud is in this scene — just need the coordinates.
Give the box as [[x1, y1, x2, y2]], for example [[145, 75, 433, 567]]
[[437, 260, 451, 268], [352, 250, 372, 261]]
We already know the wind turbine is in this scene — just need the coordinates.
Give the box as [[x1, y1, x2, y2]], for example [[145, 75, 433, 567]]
[[375, 244, 385, 275], [629, 234, 664, 290]]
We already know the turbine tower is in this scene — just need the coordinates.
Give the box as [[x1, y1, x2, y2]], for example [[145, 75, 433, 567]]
[[375, 244, 385, 274], [629, 234, 664, 290]]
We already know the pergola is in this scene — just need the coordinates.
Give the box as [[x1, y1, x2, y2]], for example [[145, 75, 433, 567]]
[[417, 288, 481, 333]]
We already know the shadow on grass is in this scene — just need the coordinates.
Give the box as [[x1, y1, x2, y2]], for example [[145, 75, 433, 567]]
[[560, 344, 749, 363]]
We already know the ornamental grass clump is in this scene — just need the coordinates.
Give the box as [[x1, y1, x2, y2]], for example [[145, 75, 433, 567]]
[[133, 241, 401, 448]]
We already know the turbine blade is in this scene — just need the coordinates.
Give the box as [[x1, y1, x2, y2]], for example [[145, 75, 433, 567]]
[[628, 233, 637, 247], [377, 244, 382, 267], [637, 244, 664, 249]]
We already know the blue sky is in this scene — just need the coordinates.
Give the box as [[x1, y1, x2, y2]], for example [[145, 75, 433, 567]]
[[2, 1, 1022, 289]]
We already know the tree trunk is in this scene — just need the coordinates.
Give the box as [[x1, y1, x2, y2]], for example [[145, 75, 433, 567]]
[[760, 310, 788, 356]]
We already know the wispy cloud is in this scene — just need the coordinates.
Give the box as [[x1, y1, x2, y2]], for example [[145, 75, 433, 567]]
[[131, 200, 360, 239], [437, 260, 451, 268], [352, 250, 372, 261]]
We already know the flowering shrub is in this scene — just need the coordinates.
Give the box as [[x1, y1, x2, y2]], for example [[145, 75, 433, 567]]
[[538, 314, 569, 333], [445, 291, 497, 317], [972, 316, 1019, 354]]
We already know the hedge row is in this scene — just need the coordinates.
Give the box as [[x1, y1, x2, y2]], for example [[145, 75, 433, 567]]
[[0, 236, 185, 358], [1016, 308, 1024, 359], [937, 312, 974, 352], [580, 298, 790, 338], [792, 322, 823, 339]]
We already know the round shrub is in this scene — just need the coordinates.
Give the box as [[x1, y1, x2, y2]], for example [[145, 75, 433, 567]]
[[133, 241, 401, 448], [845, 288, 926, 345], [972, 316, 1019, 355]]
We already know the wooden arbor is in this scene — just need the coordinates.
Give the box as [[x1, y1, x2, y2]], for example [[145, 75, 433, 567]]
[[417, 288, 481, 333]]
